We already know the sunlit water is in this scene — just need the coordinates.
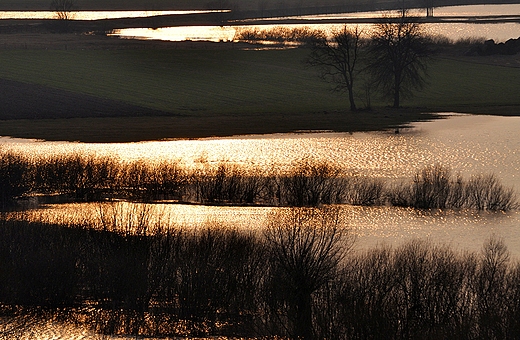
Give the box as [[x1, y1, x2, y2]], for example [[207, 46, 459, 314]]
[[3, 113, 520, 184], [0, 10, 222, 20], [108, 4, 520, 43], [2, 5, 518, 42], [2, 113, 520, 258], [3, 113, 520, 338]]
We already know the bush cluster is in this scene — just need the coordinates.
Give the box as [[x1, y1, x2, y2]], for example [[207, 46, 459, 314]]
[[0, 209, 519, 339], [234, 26, 325, 45], [389, 164, 518, 211]]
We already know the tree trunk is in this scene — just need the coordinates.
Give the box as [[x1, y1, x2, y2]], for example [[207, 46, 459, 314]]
[[393, 89, 400, 108], [348, 88, 357, 111], [295, 292, 313, 340], [393, 75, 401, 108]]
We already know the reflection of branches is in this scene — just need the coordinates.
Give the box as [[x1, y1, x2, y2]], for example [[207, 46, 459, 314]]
[[50, 0, 75, 21], [0, 309, 41, 338]]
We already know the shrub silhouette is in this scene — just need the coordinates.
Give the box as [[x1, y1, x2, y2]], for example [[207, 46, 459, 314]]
[[1, 213, 520, 339], [0, 152, 32, 207], [1, 151, 517, 212], [262, 207, 353, 339]]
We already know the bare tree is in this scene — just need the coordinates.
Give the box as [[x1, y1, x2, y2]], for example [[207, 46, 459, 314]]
[[368, 10, 433, 108], [263, 207, 353, 339], [307, 26, 364, 111], [475, 235, 511, 339]]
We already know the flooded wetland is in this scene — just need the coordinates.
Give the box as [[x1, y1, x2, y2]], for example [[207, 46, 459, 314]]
[[1, 2, 520, 339], [3, 114, 520, 339], [4, 113, 520, 256]]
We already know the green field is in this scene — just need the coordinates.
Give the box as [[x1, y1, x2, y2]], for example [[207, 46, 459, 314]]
[[410, 58, 520, 112], [0, 49, 347, 115], [0, 47, 519, 141], [2, 49, 520, 112]]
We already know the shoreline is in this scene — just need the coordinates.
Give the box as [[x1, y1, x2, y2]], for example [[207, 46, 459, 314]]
[[0, 5, 518, 143], [0, 110, 442, 143]]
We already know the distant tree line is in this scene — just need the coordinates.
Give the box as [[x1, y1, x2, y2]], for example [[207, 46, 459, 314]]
[[0, 151, 516, 211], [0, 208, 519, 339]]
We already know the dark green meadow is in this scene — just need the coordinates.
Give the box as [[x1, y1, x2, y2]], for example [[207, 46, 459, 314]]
[[0, 45, 519, 141], [410, 57, 520, 113], [0, 49, 347, 115]]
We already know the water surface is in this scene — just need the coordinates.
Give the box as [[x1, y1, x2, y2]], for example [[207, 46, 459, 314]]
[[3, 113, 520, 257], [109, 4, 520, 42], [4, 113, 520, 339], [0, 10, 220, 20]]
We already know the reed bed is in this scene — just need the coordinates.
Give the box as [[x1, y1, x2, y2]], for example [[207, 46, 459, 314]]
[[0, 209, 519, 339], [234, 26, 325, 45], [0, 150, 517, 211]]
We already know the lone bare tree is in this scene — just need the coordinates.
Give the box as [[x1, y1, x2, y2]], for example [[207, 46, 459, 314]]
[[369, 10, 433, 108], [307, 26, 363, 111]]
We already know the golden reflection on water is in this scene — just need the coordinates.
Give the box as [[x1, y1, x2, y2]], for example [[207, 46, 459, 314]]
[[109, 21, 519, 45], [0, 10, 218, 20], [6, 115, 520, 339], [12, 201, 520, 259], [107, 4, 520, 43], [2, 114, 520, 257], [16, 201, 275, 233], [3, 115, 520, 185], [109, 25, 237, 42]]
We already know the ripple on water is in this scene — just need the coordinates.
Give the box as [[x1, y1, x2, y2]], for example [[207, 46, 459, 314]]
[[2, 114, 520, 258]]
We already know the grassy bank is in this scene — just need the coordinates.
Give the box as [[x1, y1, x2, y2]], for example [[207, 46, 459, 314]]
[[0, 47, 519, 141]]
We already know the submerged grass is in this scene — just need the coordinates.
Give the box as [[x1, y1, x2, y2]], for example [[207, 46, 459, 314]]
[[1, 151, 516, 212]]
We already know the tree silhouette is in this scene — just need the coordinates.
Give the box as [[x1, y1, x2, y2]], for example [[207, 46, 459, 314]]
[[369, 10, 433, 108], [308, 26, 363, 111], [264, 207, 353, 339]]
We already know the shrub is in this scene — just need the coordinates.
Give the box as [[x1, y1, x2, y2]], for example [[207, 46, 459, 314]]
[[276, 161, 344, 206], [0, 151, 32, 207]]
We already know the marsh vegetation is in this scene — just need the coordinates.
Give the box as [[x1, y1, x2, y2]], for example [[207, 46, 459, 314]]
[[1, 4, 520, 338], [0, 151, 516, 211]]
